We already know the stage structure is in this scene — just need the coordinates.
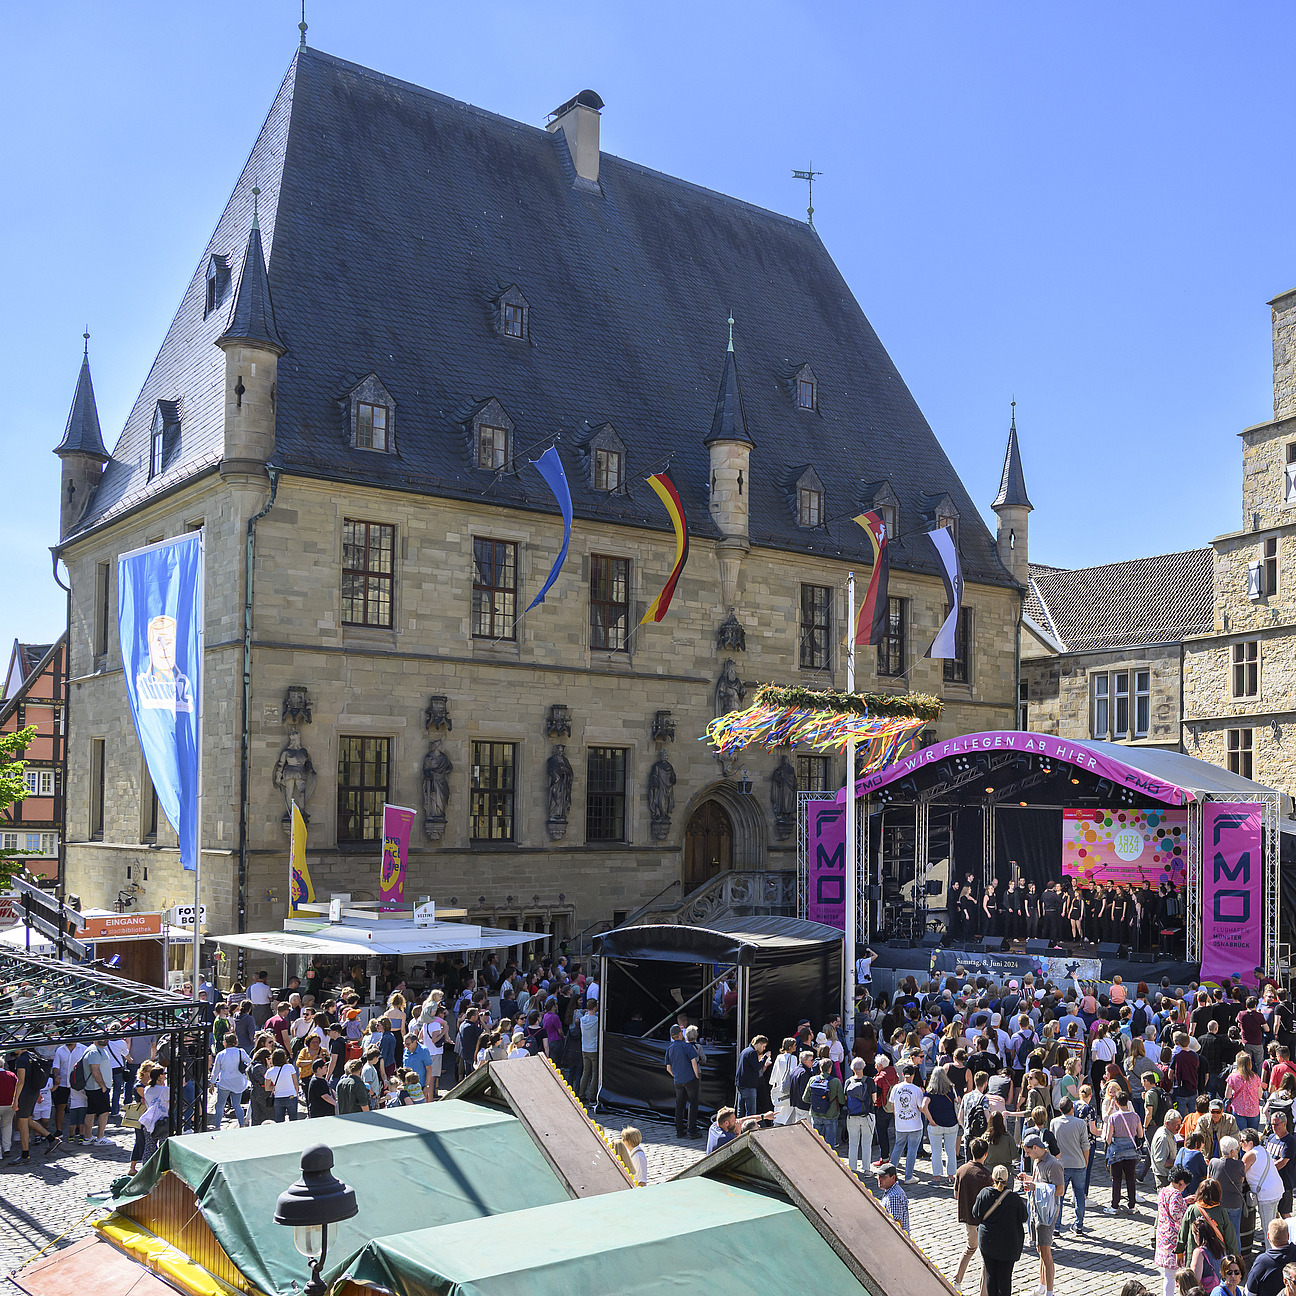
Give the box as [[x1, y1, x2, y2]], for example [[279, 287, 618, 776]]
[[798, 732, 1283, 980], [592, 917, 843, 1118]]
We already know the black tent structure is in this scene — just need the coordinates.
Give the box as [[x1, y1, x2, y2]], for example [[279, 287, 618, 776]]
[[800, 731, 1284, 982], [592, 917, 842, 1117]]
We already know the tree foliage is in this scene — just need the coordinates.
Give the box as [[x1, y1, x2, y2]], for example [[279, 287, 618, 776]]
[[0, 726, 39, 889]]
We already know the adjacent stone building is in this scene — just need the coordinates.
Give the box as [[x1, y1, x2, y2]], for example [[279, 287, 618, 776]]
[[54, 45, 1022, 945], [1021, 551, 1213, 751]]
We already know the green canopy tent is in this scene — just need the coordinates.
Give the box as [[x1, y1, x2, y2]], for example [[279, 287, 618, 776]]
[[112, 1102, 574, 1296], [336, 1177, 864, 1296]]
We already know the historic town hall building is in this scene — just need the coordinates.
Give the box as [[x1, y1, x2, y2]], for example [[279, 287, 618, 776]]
[[53, 43, 1023, 945]]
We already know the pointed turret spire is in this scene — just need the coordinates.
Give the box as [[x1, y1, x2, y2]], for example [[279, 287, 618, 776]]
[[218, 189, 286, 356], [992, 399, 1032, 511], [704, 318, 753, 448], [54, 337, 108, 460]]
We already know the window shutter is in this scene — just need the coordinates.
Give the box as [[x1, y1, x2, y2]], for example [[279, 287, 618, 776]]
[[1286, 461, 1296, 502], [1247, 562, 1262, 600]]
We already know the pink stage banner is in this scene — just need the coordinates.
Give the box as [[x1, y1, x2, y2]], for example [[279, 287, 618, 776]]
[[379, 802, 416, 912], [807, 800, 847, 930], [1062, 808, 1188, 886], [1200, 801, 1264, 984]]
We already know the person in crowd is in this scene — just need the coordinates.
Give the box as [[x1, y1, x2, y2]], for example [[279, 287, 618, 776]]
[[1177, 1176, 1239, 1265], [1244, 1126, 1287, 1244], [139, 1064, 170, 1162], [769, 1037, 799, 1127], [875, 1162, 910, 1233], [1248, 1219, 1296, 1296], [922, 1065, 960, 1183], [1174, 1129, 1211, 1198], [1019, 1132, 1064, 1296], [1187, 1214, 1229, 1291], [806, 1057, 846, 1147], [734, 1035, 770, 1118], [971, 1161, 1028, 1296], [953, 1136, 992, 1292], [577, 999, 600, 1107], [1156, 1166, 1197, 1296], [705, 1105, 768, 1153], [842, 1055, 876, 1176], [125, 1060, 153, 1176], [1050, 1095, 1090, 1234], [1208, 1135, 1248, 1249], [889, 1062, 926, 1181], [613, 1126, 648, 1185], [664, 1023, 700, 1140], [1152, 1109, 1184, 1190], [1102, 1086, 1144, 1215], [209, 1032, 252, 1129], [335, 1058, 370, 1115]]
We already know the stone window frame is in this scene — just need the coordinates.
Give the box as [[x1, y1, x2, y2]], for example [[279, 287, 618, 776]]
[[589, 553, 631, 652], [799, 582, 832, 671], [337, 735, 391, 843], [470, 740, 517, 841], [796, 753, 832, 792], [790, 362, 819, 412], [204, 254, 231, 319], [466, 398, 516, 473], [341, 519, 396, 629], [148, 400, 181, 481], [1264, 535, 1279, 596], [1134, 668, 1151, 738], [1285, 443, 1296, 504], [341, 374, 398, 455], [942, 605, 972, 686], [1091, 672, 1110, 739], [585, 746, 628, 843], [1231, 639, 1260, 699], [586, 424, 628, 493], [495, 285, 531, 343], [1227, 727, 1254, 779], [877, 596, 906, 678], [793, 466, 827, 529], [471, 537, 518, 640]]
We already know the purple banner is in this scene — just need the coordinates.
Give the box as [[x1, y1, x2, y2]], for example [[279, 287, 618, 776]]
[[379, 803, 416, 912], [839, 731, 1188, 807], [807, 801, 846, 930], [1201, 802, 1264, 984]]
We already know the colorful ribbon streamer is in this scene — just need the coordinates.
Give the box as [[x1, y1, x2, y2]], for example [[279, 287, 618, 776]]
[[641, 471, 689, 623]]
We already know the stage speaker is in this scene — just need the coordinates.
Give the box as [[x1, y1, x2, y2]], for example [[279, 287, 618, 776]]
[[1130, 951, 1154, 964], [1025, 939, 1049, 955], [888, 938, 913, 950], [1097, 942, 1122, 958], [868, 885, 882, 902], [922, 932, 942, 949]]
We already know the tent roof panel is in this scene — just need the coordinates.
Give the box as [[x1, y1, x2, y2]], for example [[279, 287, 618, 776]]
[[594, 916, 842, 965]]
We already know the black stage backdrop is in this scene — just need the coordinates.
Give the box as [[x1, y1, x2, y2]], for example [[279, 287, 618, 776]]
[[997, 807, 1064, 890]]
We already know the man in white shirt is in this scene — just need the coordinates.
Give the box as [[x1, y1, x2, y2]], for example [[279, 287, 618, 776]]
[[584, 978, 600, 1005], [289, 1008, 325, 1048], [856, 946, 878, 987], [889, 1063, 926, 1182], [51, 1038, 87, 1140], [248, 971, 274, 1026]]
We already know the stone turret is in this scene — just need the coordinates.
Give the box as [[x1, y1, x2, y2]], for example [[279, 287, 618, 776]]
[[54, 337, 109, 539], [992, 401, 1032, 587], [216, 188, 285, 478], [704, 321, 754, 607]]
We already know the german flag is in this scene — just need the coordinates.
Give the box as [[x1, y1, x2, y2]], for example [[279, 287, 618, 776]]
[[641, 472, 690, 622], [853, 510, 890, 645]]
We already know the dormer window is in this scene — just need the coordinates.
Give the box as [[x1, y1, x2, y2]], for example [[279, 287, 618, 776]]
[[861, 481, 900, 540], [147, 400, 180, 481], [877, 504, 897, 535], [342, 374, 397, 455], [595, 448, 622, 491], [356, 402, 389, 452], [150, 415, 165, 480], [205, 273, 217, 317], [799, 487, 822, 527], [203, 255, 230, 320], [791, 363, 818, 412], [496, 285, 530, 342], [937, 511, 958, 544], [479, 424, 509, 470]]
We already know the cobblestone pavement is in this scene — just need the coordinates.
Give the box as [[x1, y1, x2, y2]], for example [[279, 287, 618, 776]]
[[0, 1114, 1177, 1296]]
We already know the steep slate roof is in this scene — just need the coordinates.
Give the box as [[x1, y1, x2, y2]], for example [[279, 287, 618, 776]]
[[1027, 550, 1213, 652], [218, 206, 285, 354], [54, 349, 107, 459], [992, 413, 1031, 511], [66, 48, 1012, 587]]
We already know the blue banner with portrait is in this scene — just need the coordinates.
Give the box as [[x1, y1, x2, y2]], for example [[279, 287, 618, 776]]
[[118, 533, 204, 870]]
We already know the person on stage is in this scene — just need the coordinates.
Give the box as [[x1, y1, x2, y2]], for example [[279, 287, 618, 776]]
[[958, 876, 979, 940], [1042, 882, 1065, 944], [1024, 882, 1040, 941], [1094, 883, 1111, 945], [983, 880, 1001, 940], [1069, 886, 1087, 943], [1003, 877, 1020, 941], [1139, 879, 1157, 951]]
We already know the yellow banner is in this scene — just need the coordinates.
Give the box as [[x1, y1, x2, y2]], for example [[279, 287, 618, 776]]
[[290, 801, 314, 910]]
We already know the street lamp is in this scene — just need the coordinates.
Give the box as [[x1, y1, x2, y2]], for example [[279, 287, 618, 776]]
[[273, 1144, 358, 1296], [736, 767, 753, 796]]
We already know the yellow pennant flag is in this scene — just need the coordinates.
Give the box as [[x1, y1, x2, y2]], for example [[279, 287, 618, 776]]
[[289, 801, 314, 910]]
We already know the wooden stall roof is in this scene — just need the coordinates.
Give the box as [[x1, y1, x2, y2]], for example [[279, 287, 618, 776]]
[[445, 1055, 633, 1198], [674, 1123, 957, 1296]]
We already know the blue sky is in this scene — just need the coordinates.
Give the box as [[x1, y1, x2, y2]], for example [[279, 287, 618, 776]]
[[2, 1, 1293, 654]]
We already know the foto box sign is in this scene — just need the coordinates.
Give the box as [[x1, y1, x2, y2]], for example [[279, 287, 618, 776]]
[[170, 903, 207, 927]]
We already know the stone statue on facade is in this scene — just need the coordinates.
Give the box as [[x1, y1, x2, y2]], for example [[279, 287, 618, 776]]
[[770, 751, 797, 840], [648, 752, 677, 841], [715, 659, 746, 716], [546, 744, 573, 841], [716, 610, 746, 652], [282, 686, 312, 726], [422, 740, 452, 841], [273, 728, 317, 825]]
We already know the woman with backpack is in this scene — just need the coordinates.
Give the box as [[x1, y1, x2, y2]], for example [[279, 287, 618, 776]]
[[843, 1056, 876, 1177]]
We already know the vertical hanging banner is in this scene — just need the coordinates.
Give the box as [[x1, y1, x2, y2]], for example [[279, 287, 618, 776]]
[[641, 472, 690, 623], [118, 533, 204, 871], [1200, 801, 1264, 984], [525, 446, 573, 611], [807, 801, 847, 930], [925, 525, 965, 659], [853, 511, 890, 645], [289, 802, 313, 911], [380, 803, 416, 911]]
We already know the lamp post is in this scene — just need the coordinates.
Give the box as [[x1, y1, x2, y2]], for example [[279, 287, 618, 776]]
[[273, 1144, 358, 1296]]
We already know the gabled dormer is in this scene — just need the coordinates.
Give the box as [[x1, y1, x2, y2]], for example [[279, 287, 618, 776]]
[[204, 254, 231, 319], [921, 491, 960, 546], [788, 362, 819, 412], [495, 284, 531, 342], [148, 399, 182, 480], [789, 465, 826, 528], [860, 480, 899, 538], [584, 423, 627, 492], [464, 397, 516, 472], [340, 374, 397, 454]]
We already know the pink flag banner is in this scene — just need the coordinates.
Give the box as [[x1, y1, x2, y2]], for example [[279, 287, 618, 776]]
[[807, 800, 847, 930], [1200, 801, 1264, 984], [379, 803, 416, 912]]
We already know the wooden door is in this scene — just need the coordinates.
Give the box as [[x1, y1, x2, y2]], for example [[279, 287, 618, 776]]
[[683, 801, 734, 892]]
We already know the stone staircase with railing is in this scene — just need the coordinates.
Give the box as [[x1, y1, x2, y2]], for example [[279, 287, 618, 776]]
[[636, 870, 798, 927]]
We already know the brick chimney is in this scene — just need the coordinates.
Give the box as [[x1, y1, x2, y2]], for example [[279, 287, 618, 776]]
[[546, 90, 604, 184]]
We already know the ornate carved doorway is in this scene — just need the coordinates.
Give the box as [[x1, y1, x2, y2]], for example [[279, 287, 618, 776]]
[[684, 800, 734, 892]]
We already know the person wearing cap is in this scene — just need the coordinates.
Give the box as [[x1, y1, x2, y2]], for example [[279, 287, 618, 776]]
[[874, 1162, 910, 1233], [1019, 1132, 1063, 1296]]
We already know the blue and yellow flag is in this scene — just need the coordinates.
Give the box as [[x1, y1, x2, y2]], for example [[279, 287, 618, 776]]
[[290, 801, 314, 911]]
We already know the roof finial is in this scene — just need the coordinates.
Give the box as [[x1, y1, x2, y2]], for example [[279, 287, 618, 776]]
[[252, 185, 261, 230], [82, 328, 90, 357], [1010, 396, 1016, 432], [298, 0, 308, 50], [792, 162, 823, 228], [727, 314, 734, 353]]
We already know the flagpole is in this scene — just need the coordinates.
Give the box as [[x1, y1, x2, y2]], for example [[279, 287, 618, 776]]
[[194, 528, 205, 982], [845, 572, 857, 1047]]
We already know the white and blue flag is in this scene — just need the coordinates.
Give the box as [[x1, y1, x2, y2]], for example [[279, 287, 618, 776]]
[[926, 525, 965, 659], [119, 532, 204, 870]]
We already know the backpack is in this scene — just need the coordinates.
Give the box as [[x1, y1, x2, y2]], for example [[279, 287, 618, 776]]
[[1130, 1004, 1148, 1037], [966, 1095, 989, 1139], [23, 1053, 51, 1091], [808, 1075, 832, 1115], [845, 1076, 875, 1117], [70, 1054, 87, 1090]]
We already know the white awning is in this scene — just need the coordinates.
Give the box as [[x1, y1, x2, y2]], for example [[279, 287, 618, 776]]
[[210, 923, 537, 958]]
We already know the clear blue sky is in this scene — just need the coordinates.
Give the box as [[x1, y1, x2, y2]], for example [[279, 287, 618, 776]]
[[2, 1, 1293, 653]]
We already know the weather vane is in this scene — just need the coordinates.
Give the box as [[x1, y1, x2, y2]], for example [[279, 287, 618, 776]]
[[792, 162, 823, 228]]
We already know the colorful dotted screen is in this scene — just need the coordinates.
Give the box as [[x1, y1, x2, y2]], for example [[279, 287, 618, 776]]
[[1062, 807, 1187, 886]]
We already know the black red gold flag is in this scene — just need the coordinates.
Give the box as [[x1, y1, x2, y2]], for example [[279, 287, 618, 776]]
[[853, 510, 890, 645], [641, 472, 690, 622]]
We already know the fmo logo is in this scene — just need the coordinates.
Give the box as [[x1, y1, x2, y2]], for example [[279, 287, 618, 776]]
[[1211, 811, 1251, 924]]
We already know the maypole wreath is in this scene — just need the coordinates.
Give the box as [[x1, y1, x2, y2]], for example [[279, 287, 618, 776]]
[[704, 683, 942, 765]]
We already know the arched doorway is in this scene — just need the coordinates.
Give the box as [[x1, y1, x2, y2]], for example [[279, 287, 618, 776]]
[[684, 800, 734, 891]]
